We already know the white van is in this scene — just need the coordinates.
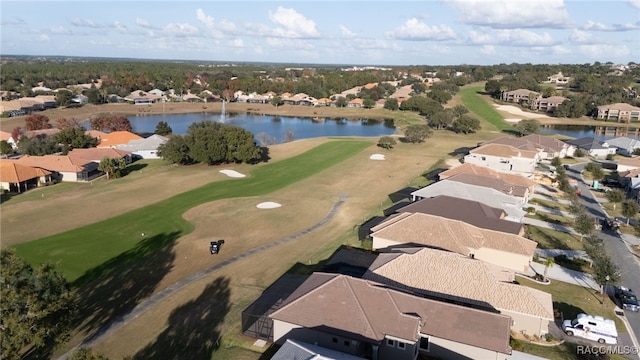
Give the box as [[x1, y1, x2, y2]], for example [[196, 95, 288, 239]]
[[562, 313, 618, 344]]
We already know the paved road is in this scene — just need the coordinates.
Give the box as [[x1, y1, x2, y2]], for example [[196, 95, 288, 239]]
[[567, 163, 640, 358], [58, 193, 350, 359]]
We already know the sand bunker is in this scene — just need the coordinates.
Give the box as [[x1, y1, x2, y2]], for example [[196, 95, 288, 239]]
[[219, 169, 246, 178], [493, 104, 549, 119], [370, 154, 385, 160], [257, 202, 282, 209]]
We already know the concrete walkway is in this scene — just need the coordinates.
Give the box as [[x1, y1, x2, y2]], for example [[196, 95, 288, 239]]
[[527, 204, 575, 218], [528, 261, 600, 290], [58, 194, 350, 359]]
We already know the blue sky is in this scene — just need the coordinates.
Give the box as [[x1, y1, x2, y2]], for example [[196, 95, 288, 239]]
[[1, 1, 639, 66]]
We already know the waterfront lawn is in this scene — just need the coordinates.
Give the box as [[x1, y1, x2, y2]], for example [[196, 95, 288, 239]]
[[12, 140, 372, 284]]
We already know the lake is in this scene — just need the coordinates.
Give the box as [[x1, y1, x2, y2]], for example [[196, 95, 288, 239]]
[[127, 112, 396, 143], [540, 124, 640, 141]]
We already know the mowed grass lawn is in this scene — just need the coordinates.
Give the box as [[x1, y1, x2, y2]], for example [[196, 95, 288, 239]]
[[459, 85, 514, 132], [12, 140, 371, 284]]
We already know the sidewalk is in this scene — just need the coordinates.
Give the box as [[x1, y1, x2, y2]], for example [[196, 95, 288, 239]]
[[528, 204, 575, 218], [528, 262, 600, 290], [530, 192, 572, 205]]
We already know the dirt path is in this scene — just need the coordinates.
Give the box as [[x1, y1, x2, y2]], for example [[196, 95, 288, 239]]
[[57, 193, 349, 359]]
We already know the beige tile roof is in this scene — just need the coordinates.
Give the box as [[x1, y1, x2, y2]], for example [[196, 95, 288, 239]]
[[271, 273, 512, 354], [470, 143, 537, 159], [597, 103, 640, 112], [438, 163, 537, 188], [0, 131, 12, 141], [483, 136, 539, 152], [364, 249, 554, 320], [617, 156, 640, 168], [67, 148, 131, 162], [15, 154, 92, 173], [0, 160, 51, 183], [621, 168, 640, 178], [371, 213, 537, 257], [446, 173, 529, 197]]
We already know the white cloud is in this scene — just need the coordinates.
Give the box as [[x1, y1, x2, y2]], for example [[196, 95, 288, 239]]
[[50, 26, 71, 35], [38, 34, 50, 42], [163, 23, 199, 37], [386, 18, 457, 41], [267, 6, 320, 38], [629, 0, 640, 8], [196, 8, 239, 38], [468, 29, 558, 46], [479, 45, 496, 55], [578, 44, 631, 59], [135, 17, 153, 28], [232, 38, 244, 48], [448, 0, 572, 28], [550, 45, 572, 55], [339, 25, 357, 39], [265, 37, 315, 51], [584, 20, 640, 31], [569, 29, 592, 43]]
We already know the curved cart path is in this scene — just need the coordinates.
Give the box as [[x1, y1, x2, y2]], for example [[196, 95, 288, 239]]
[[60, 193, 349, 359]]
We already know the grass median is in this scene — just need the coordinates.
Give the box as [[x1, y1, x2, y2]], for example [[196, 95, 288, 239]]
[[12, 139, 372, 284]]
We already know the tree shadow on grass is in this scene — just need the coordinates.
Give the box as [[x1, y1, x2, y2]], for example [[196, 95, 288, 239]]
[[131, 276, 231, 360], [73, 231, 180, 337], [553, 301, 586, 322], [120, 162, 148, 177]]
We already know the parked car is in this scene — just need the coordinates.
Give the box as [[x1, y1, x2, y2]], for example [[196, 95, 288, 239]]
[[604, 217, 620, 230], [614, 287, 639, 312], [210, 240, 225, 254]]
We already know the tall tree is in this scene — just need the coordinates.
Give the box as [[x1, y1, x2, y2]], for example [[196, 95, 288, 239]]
[[542, 257, 555, 282], [403, 124, 433, 144], [97, 157, 126, 180], [0, 140, 13, 155], [383, 97, 398, 111], [54, 128, 98, 151], [158, 135, 192, 164], [606, 189, 624, 211], [56, 118, 84, 129], [55, 90, 73, 107], [451, 115, 481, 134], [574, 212, 595, 240], [516, 119, 541, 136], [622, 200, 639, 225], [0, 249, 77, 360], [155, 121, 173, 136], [24, 114, 52, 131]]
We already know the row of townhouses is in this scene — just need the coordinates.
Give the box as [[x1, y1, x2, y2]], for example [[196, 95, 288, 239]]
[[240, 134, 595, 360]]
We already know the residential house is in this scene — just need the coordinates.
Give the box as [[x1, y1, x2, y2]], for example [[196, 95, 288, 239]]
[[182, 93, 203, 103], [595, 103, 640, 122], [270, 273, 512, 360], [482, 134, 574, 160], [501, 89, 540, 105], [115, 134, 168, 159], [71, 95, 89, 104], [316, 98, 331, 107], [410, 180, 527, 222], [531, 96, 568, 113], [97, 131, 143, 148], [395, 195, 525, 235], [67, 147, 132, 165], [363, 248, 554, 337], [125, 90, 163, 104], [347, 98, 363, 108], [606, 137, 640, 156], [271, 339, 367, 360], [0, 160, 52, 193], [616, 157, 640, 173], [0, 130, 16, 149], [370, 212, 537, 272], [463, 143, 538, 175], [14, 154, 97, 182], [564, 137, 616, 158], [438, 163, 537, 194], [546, 72, 571, 85], [444, 173, 531, 203]]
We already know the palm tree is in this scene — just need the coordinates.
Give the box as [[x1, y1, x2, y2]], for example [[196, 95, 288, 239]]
[[543, 257, 555, 282]]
